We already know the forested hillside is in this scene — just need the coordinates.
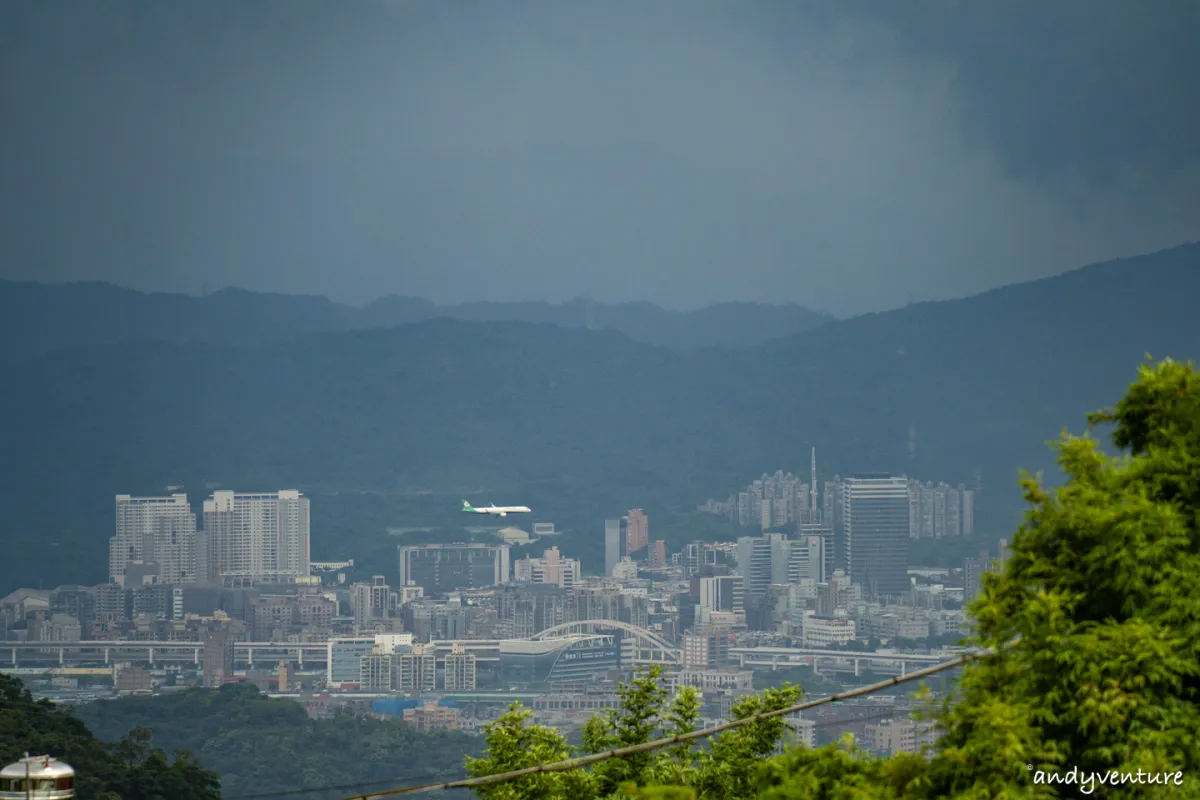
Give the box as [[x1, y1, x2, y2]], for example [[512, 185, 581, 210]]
[[76, 682, 479, 799], [0, 675, 220, 799], [1, 244, 1197, 590], [0, 280, 829, 361]]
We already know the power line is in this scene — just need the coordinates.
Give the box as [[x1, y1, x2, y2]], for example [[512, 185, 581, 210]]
[[225, 710, 910, 800], [227, 777, 439, 800], [335, 648, 989, 800]]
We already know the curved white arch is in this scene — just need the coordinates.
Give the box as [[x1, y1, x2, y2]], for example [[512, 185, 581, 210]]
[[533, 620, 679, 662]]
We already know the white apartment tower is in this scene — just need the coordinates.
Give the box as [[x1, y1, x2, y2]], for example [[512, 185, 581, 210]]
[[396, 644, 437, 692], [444, 643, 477, 691], [513, 546, 581, 588], [203, 490, 311, 584], [110, 494, 200, 586]]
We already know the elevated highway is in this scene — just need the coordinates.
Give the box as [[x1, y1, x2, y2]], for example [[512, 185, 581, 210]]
[[730, 646, 958, 677]]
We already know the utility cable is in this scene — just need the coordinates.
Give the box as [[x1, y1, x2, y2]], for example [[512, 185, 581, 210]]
[[333, 647, 989, 799], [225, 709, 910, 799]]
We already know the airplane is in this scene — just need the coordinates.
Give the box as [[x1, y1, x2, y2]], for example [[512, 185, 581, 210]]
[[462, 499, 531, 517]]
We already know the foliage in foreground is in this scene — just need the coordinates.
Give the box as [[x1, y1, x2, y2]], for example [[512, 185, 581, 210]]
[[466, 668, 802, 800], [469, 358, 1200, 798], [77, 681, 480, 799], [0, 674, 220, 800]]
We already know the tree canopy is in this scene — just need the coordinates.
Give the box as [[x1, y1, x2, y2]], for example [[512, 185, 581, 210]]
[[0, 674, 221, 800], [76, 681, 480, 799], [468, 358, 1200, 798]]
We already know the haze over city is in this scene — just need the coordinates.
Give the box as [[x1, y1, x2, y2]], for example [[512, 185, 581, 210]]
[[3, 3, 1200, 799], [2, 0, 1198, 315]]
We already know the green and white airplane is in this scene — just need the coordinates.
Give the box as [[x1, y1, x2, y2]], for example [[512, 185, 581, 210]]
[[461, 499, 531, 518]]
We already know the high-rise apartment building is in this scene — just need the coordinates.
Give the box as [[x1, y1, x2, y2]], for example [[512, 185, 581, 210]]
[[444, 643, 477, 691], [843, 474, 910, 598], [906, 481, 975, 538], [110, 494, 200, 586], [624, 509, 649, 556], [513, 546, 580, 589], [359, 651, 395, 691], [202, 490, 310, 585], [395, 644, 437, 692]]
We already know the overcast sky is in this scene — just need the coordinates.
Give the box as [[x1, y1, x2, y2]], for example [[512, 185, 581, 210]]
[[1, 0, 1197, 317]]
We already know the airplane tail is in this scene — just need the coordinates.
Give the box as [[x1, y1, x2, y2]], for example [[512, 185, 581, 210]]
[[462, 500, 474, 512]]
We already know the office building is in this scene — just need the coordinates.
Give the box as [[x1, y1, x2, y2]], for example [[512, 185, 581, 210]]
[[110, 494, 199, 586], [843, 474, 910, 598], [683, 542, 719, 577], [202, 490, 310, 585], [736, 535, 776, 607], [327, 634, 414, 688], [397, 543, 510, 595], [604, 519, 625, 577], [790, 534, 828, 584], [800, 616, 857, 648], [697, 575, 744, 619]]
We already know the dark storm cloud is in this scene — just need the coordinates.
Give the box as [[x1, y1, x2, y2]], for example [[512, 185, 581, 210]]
[[1, 0, 1197, 316]]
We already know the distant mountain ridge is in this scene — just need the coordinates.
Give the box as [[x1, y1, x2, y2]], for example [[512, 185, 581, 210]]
[[1, 243, 1197, 592], [0, 280, 832, 360]]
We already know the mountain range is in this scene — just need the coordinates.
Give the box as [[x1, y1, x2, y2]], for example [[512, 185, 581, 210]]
[[0, 280, 833, 361], [1, 242, 1198, 591]]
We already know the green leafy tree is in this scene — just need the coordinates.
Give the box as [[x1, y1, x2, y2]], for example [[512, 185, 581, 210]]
[[757, 357, 1200, 797], [466, 702, 594, 800], [687, 685, 802, 800], [469, 666, 804, 800]]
